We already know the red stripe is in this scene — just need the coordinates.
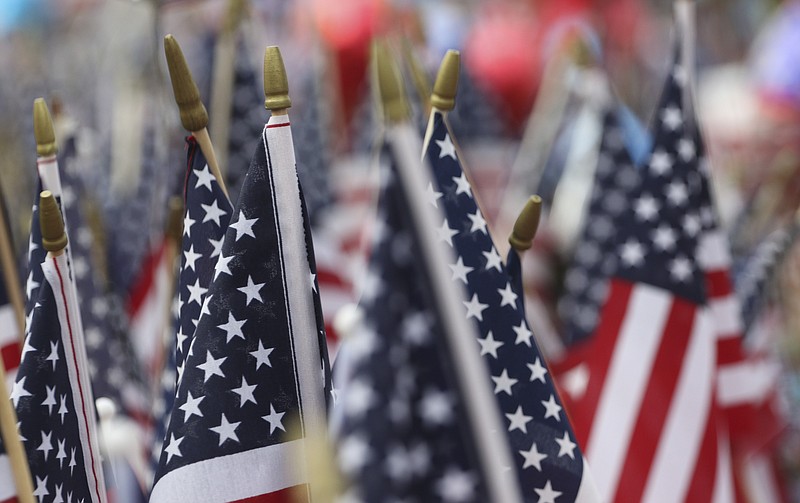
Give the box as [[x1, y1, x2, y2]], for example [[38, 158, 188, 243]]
[[705, 270, 733, 298], [613, 297, 696, 503], [316, 268, 350, 290], [717, 337, 746, 366], [231, 485, 306, 503], [0, 497, 18, 503], [36, 155, 56, 165], [686, 407, 720, 502], [53, 258, 104, 502], [126, 242, 166, 318], [265, 123, 291, 129], [1, 341, 20, 372], [571, 279, 634, 446]]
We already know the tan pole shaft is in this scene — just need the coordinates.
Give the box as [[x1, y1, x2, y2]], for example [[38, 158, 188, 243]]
[[0, 196, 25, 339], [191, 128, 228, 198], [0, 352, 35, 503]]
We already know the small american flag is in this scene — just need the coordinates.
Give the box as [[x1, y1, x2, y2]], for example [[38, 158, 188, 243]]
[[12, 229, 108, 502], [150, 114, 330, 502], [424, 110, 598, 502], [555, 45, 739, 501]]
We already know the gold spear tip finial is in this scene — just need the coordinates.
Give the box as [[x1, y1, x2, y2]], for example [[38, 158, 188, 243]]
[[164, 34, 209, 132], [33, 98, 57, 157], [431, 50, 460, 112], [40, 191, 68, 252], [263, 46, 292, 112], [509, 195, 543, 252], [374, 41, 408, 123]]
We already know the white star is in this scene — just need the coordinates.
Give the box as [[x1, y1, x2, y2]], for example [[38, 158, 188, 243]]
[[37, 430, 53, 461], [436, 134, 457, 159], [541, 394, 562, 421], [42, 385, 57, 415], [463, 294, 488, 322], [194, 164, 216, 191], [186, 278, 207, 306], [57, 395, 68, 424], [250, 340, 274, 369], [46, 341, 59, 370], [519, 442, 547, 471], [55, 439, 67, 467], [467, 210, 487, 234], [634, 195, 659, 221], [183, 245, 201, 272], [200, 295, 212, 317], [232, 377, 258, 407], [505, 406, 533, 433], [201, 199, 227, 227], [491, 369, 518, 396], [436, 220, 458, 246], [419, 389, 453, 426], [230, 210, 258, 241], [555, 431, 577, 459], [527, 357, 548, 383], [68, 448, 76, 474], [262, 404, 286, 434], [513, 321, 533, 347], [649, 150, 673, 176], [26, 272, 40, 300], [164, 433, 184, 463], [670, 256, 693, 282], [10, 376, 32, 407], [197, 350, 226, 382], [666, 181, 688, 206], [451, 172, 471, 196], [238, 275, 265, 305], [310, 272, 317, 293], [344, 380, 376, 417], [678, 138, 696, 161], [214, 253, 234, 279], [218, 312, 246, 343], [497, 282, 518, 307], [482, 247, 502, 271], [210, 414, 240, 446], [652, 226, 677, 251], [683, 213, 701, 236], [448, 257, 474, 284], [436, 469, 475, 502], [661, 105, 683, 130], [179, 391, 204, 419], [183, 211, 196, 238], [209, 236, 224, 258], [33, 476, 48, 499], [338, 435, 371, 475], [620, 240, 645, 267], [477, 331, 504, 358], [426, 183, 443, 208], [534, 480, 563, 503]]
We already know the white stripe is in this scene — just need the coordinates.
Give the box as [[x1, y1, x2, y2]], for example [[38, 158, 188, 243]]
[[717, 360, 780, 406], [698, 231, 731, 271], [150, 439, 308, 502], [264, 115, 327, 469], [391, 122, 522, 503], [742, 452, 782, 503], [710, 296, 742, 337], [586, 285, 672, 502], [0, 454, 14, 500], [0, 306, 18, 346], [45, 255, 107, 503], [712, 427, 735, 503], [642, 309, 717, 502], [37, 156, 63, 197]]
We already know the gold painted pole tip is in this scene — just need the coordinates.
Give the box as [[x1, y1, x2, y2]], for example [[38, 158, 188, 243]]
[[40, 191, 68, 252], [509, 195, 543, 252], [164, 34, 209, 132], [431, 50, 460, 112], [33, 98, 57, 157], [374, 41, 408, 123], [263, 46, 292, 111]]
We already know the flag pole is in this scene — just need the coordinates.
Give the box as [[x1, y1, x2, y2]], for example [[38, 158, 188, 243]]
[[400, 37, 431, 117], [164, 34, 229, 199], [263, 46, 292, 117], [508, 195, 543, 253], [674, 0, 696, 131], [0, 356, 34, 503], [209, 0, 248, 175]]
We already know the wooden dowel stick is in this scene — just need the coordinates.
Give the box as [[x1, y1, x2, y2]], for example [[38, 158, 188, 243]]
[[0, 193, 25, 339], [0, 357, 35, 503]]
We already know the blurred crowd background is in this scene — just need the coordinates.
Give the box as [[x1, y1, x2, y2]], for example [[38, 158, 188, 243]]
[[2, 0, 800, 498]]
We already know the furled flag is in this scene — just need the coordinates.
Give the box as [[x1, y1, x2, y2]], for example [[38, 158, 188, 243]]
[[150, 111, 331, 502], [424, 109, 598, 502], [11, 192, 108, 503], [554, 44, 742, 501], [150, 135, 232, 473]]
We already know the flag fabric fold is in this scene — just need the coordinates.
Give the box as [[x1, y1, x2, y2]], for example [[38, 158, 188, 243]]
[[150, 114, 330, 502]]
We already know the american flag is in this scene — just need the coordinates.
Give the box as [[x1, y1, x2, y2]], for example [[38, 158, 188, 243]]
[[554, 47, 742, 501], [150, 114, 331, 502], [424, 110, 598, 502], [334, 118, 523, 502], [11, 210, 108, 502], [150, 136, 232, 472]]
